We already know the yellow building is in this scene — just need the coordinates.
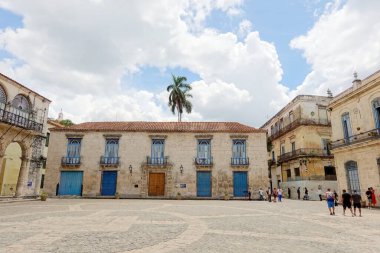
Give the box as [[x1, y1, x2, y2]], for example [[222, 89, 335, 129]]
[[329, 70, 380, 203], [262, 95, 337, 200], [44, 122, 268, 199], [0, 73, 51, 197]]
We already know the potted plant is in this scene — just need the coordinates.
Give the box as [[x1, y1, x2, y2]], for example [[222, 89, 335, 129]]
[[176, 192, 182, 200], [114, 192, 120, 199], [40, 192, 48, 201], [224, 192, 230, 200]]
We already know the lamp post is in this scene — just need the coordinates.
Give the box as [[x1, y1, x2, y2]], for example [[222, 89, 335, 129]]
[[180, 165, 183, 174]]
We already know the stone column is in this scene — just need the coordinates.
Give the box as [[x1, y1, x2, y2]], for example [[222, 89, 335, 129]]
[[34, 166, 42, 196], [15, 157, 30, 197]]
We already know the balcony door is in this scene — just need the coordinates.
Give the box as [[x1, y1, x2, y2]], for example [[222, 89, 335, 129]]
[[345, 161, 360, 193], [151, 139, 164, 164], [104, 139, 119, 164], [67, 139, 81, 161], [197, 139, 211, 164], [373, 98, 380, 129]]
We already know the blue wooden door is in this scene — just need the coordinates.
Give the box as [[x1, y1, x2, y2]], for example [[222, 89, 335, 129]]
[[197, 171, 211, 197], [233, 172, 248, 197], [59, 171, 83, 196], [101, 171, 117, 196]]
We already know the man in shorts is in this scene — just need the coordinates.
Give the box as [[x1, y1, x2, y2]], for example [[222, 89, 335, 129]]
[[325, 188, 335, 215], [352, 190, 362, 217], [341, 189, 354, 217]]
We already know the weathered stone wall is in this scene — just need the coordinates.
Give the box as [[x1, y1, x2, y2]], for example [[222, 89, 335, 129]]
[[330, 71, 380, 201], [44, 130, 268, 199]]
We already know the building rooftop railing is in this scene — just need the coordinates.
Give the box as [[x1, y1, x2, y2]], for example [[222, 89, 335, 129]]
[[0, 103, 43, 132], [331, 128, 380, 149], [268, 118, 330, 141], [277, 148, 333, 164]]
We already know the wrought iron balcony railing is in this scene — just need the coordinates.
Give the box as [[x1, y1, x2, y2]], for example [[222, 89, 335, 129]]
[[100, 156, 119, 166], [284, 175, 337, 182], [146, 156, 169, 166], [231, 157, 249, 166], [277, 148, 333, 164], [195, 157, 213, 166], [268, 118, 330, 141], [0, 103, 43, 132], [331, 128, 380, 149], [61, 156, 81, 166]]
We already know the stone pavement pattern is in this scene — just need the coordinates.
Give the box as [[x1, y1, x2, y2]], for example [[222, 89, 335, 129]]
[[0, 199, 379, 253]]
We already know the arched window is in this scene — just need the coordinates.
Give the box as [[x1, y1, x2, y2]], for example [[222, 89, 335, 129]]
[[372, 97, 380, 129], [11, 94, 31, 112], [0, 85, 6, 105], [345, 161, 360, 193]]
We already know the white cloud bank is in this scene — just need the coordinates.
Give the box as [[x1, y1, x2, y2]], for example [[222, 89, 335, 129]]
[[1, 0, 378, 127], [291, 0, 380, 97], [0, 0, 288, 127]]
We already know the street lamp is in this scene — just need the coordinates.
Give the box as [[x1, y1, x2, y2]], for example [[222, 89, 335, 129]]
[[129, 165, 133, 174], [180, 165, 183, 174]]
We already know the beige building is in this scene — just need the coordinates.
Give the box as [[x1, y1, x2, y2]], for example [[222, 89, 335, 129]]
[[329, 70, 380, 202], [0, 73, 51, 197], [262, 95, 337, 200], [44, 122, 268, 199]]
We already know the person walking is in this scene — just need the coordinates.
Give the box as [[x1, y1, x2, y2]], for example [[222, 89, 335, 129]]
[[366, 188, 373, 209], [303, 187, 309, 200], [325, 188, 335, 215], [341, 189, 354, 217], [371, 187, 377, 207], [297, 187, 301, 200], [352, 190, 362, 217], [273, 188, 278, 202], [288, 188, 291, 199], [267, 187, 272, 202], [278, 188, 283, 202], [318, 188, 323, 201], [259, 188, 264, 201], [334, 190, 339, 207]]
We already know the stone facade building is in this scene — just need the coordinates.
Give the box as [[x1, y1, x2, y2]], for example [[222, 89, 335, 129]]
[[262, 95, 337, 200], [44, 122, 268, 199], [329, 70, 380, 202], [0, 73, 51, 197]]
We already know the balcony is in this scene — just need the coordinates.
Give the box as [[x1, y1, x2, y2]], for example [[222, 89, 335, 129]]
[[0, 103, 43, 132], [100, 156, 119, 166], [285, 175, 336, 182], [195, 157, 213, 166], [146, 156, 169, 166], [268, 118, 330, 141], [277, 148, 333, 164], [331, 128, 380, 149], [61, 156, 81, 166], [231, 157, 249, 166]]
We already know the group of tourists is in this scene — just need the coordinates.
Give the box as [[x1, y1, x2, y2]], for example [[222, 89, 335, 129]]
[[264, 187, 283, 202], [325, 187, 377, 216]]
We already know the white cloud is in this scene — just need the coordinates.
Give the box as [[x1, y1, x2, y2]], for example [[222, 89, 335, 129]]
[[238, 19, 252, 38], [290, 0, 380, 97], [0, 0, 288, 127]]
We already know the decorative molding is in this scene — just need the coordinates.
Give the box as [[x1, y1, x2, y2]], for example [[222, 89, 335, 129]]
[[288, 135, 296, 140], [65, 134, 84, 138], [195, 134, 213, 139], [103, 134, 122, 139], [148, 135, 167, 139], [230, 134, 248, 139]]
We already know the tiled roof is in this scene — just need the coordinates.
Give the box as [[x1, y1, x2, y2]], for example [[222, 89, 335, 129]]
[[47, 120, 65, 128], [51, 121, 266, 133]]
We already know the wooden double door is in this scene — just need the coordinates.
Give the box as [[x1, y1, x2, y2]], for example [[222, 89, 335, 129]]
[[148, 173, 165, 196]]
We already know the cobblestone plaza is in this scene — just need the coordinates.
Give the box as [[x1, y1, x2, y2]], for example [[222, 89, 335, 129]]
[[1, 199, 379, 253]]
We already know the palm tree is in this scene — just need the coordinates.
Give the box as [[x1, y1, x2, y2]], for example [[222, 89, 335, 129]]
[[167, 74, 193, 122]]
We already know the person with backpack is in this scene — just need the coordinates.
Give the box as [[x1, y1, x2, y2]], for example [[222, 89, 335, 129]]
[[325, 188, 335, 215]]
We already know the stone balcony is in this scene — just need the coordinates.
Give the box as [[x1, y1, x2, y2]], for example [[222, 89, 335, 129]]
[[331, 128, 380, 149], [0, 103, 43, 133], [277, 148, 333, 164]]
